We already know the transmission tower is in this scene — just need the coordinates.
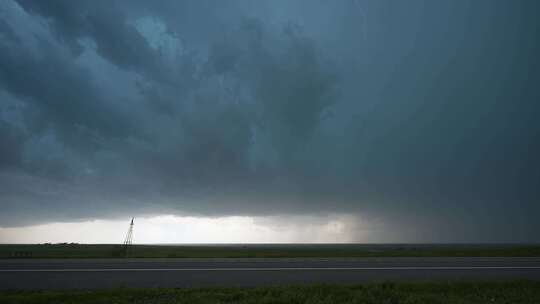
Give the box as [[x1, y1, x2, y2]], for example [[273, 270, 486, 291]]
[[123, 218, 134, 249]]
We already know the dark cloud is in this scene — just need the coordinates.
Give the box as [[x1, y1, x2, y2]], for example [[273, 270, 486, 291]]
[[0, 120, 23, 169], [0, 0, 539, 242], [15, 0, 160, 77]]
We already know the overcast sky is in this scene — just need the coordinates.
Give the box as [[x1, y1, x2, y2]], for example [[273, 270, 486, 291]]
[[1, 0, 539, 243]]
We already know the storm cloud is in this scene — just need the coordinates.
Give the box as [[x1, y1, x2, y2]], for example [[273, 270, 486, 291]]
[[1, 0, 539, 242]]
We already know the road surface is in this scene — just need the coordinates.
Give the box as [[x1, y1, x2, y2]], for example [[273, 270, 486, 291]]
[[1, 257, 540, 290]]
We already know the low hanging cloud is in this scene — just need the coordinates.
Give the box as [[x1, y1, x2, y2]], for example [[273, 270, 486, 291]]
[[1, 0, 539, 242]]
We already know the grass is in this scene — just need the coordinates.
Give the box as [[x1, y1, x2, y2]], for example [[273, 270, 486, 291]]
[[1, 244, 540, 259], [1, 281, 540, 303]]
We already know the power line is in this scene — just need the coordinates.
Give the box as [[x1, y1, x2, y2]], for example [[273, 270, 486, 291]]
[[123, 218, 134, 256]]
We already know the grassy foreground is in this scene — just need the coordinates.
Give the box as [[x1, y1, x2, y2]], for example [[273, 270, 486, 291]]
[[1, 281, 540, 304], [2, 244, 540, 259]]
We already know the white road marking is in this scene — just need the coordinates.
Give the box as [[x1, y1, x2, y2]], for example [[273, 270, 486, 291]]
[[1, 266, 540, 272]]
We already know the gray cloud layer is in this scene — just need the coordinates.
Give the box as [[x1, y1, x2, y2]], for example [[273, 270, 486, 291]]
[[1, 0, 539, 242]]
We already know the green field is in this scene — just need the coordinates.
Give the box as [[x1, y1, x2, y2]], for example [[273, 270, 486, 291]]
[[1, 281, 539, 303], [1, 243, 540, 259]]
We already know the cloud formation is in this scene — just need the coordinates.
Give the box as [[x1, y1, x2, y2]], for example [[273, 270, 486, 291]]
[[1, 0, 539, 242]]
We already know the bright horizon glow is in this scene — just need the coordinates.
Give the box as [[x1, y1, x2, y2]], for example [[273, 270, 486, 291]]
[[0, 214, 377, 244]]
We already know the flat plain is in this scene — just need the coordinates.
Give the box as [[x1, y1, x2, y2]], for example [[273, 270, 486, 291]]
[[2, 243, 540, 259], [2, 244, 540, 302]]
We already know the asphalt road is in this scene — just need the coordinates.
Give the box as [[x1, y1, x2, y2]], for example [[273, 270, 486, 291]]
[[1, 257, 540, 290]]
